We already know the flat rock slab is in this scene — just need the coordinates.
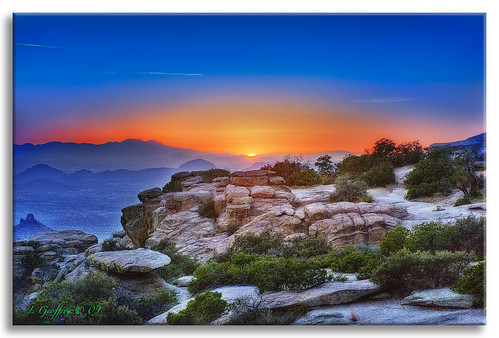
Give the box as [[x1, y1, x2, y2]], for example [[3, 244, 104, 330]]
[[87, 248, 171, 273], [401, 288, 474, 309], [292, 300, 485, 325], [260, 280, 379, 309], [145, 285, 260, 325]]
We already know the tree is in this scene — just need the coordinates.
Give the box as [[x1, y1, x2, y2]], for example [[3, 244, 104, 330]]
[[451, 150, 482, 196], [315, 154, 335, 176]]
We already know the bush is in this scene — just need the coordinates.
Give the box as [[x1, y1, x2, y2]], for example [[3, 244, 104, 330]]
[[199, 169, 230, 182], [361, 161, 395, 187], [451, 262, 485, 307], [137, 290, 178, 319], [227, 298, 310, 325], [167, 291, 228, 325], [188, 253, 329, 293], [450, 215, 485, 260], [332, 246, 383, 279], [280, 236, 332, 259], [330, 175, 372, 203], [198, 197, 218, 220], [405, 221, 454, 253], [454, 195, 472, 206], [370, 249, 474, 295], [13, 272, 143, 325], [101, 238, 120, 251], [152, 239, 200, 282], [379, 227, 410, 257], [162, 180, 183, 193], [262, 156, 321, 186], [217, 229, 285, 261]]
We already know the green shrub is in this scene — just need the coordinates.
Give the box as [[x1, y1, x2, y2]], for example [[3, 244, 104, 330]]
[[162, 180, 183, 193], [454, 195, 472, 206], [451, 262, 485, 307], [379, 227, 410, 257], [332, 246, 383, 279], [167, 291, 228, 325], [262, 157, 321, 186], [450, 215, 485, 260], [217, 229, 285, 261], [13, 272, 143, 325], [137, 290, 179, 319], [199, 169, 230, 182], [198, 197, 218, 220], [361, 161, 395, 187], [101, 238, 121, 251], [370, 249, 474, 295], [330, 175, 372, 203], [226, 223, 239, 235], [189, 253, 329, 293], [405, 221, 454, 253], [280, 236, 332, 259], [227, 299, 310, 325], [152, 239, 199, 282]]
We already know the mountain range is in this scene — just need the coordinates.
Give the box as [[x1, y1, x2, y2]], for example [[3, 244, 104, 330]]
[[14, 139, 353, 174]]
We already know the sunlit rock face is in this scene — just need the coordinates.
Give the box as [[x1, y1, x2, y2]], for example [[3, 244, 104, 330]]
[[119, 169, 410, 263]]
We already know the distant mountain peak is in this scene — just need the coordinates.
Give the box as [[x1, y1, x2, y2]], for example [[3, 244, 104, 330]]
[[178, 159, 217, 171], [14, 213, 54, 242]]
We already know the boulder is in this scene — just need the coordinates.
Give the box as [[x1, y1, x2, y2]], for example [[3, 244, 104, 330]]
[[269, 176, 286, 185], [112, 273, 171, 299], [230, 175, 269, 187], [224, 185, 250, 203], [250, 186, 275, 199], [304, 203, 328, 222], [226, 204, 251, 227], [401, 288, 474, 309], [173, 275, 196, 287], [87, 248, 171, 273], [13, 246, 34, 255], [138, 187, 163, 202], [260, 280, 379, 309]]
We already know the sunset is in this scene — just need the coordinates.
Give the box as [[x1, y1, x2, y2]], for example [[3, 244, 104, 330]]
[[14, 14, 484, 154]]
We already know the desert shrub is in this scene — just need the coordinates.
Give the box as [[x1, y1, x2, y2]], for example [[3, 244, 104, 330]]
[[228, 298, 310, 325], [449, 215, 485, 260], [13, 272, 143, 325], [405, 221, 454, 253], [330, 175, 372, 203], [189, 253, 328, 293], [162, 180, 183, 193], [379, 227, 410, 257], [199, 169, 230, 182], [332, 246, 383, 279], [152, 239, 200, 282], [167, 291, 228, 325], [451, 262, 485, 307], [454, 195, 472, 206], [198, 197, 218, 220], [370, 249, 474, 295], [404, 147, 455, 199], [226, 223, 239, 235], [136, 290, 179, 319], [101, 238, 120, 251], [361, 161, 395, 187], [280, 236, 332, 259], [262, 156, 321, 186], [217, 229, 285, 262]]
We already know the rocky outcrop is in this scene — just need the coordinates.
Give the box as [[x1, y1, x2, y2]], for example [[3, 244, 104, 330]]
[[119, 170, 410, 263], [401, 288, 474, 309], [87, 248, 171, 273]]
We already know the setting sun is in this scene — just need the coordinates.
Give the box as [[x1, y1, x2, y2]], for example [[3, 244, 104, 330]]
[[247, 154, 257, 158]]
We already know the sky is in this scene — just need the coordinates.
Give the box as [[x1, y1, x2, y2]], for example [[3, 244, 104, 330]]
[[13, 14, 485, 155]]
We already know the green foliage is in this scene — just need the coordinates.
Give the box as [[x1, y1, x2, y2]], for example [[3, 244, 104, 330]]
[[227, 299, 310, 325], [198, 197, 218, 220], [379, 227, 410, 256], [13, 273, 144, 325], [101, 238, 121, 251], [371, 249, 474, 295], [315, 154, 336, 177], [404, 216, 485, 259], [188, 253, 329, 293], [280, 236, 332, 259], [218, 229, 285, 260], [199, 169, 230, 182], [137, 290, 179, 319], [360, 161, 395, 187], [330, 175, 372, 203], [167, 291, 228, 325], [451, 262, 485, 307], [262, 156, 322, 186], [152, 239, 200, 282], [162, 180, 183, 193], [405, 221, 454, 253], [454, 195, 472, 206], [404, 147, 455, 199]]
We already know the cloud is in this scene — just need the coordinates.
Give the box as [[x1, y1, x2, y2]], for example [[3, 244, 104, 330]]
[[132, 71, 204, 77], [14, 42, 68, 49], [350, 97, 415, 103]]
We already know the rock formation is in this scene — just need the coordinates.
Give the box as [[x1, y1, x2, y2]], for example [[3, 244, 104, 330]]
[[119, 169, 409, 263], [13, 213, 54, 241]]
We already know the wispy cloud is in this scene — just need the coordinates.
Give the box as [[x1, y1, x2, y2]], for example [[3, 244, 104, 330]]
[[132, 71, 204, 77], [350, 97, 415, 103], [15, 42, 69, 49]]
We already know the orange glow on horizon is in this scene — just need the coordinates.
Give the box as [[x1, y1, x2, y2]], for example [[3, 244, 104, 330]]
[[27, 99, 484, 155]]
